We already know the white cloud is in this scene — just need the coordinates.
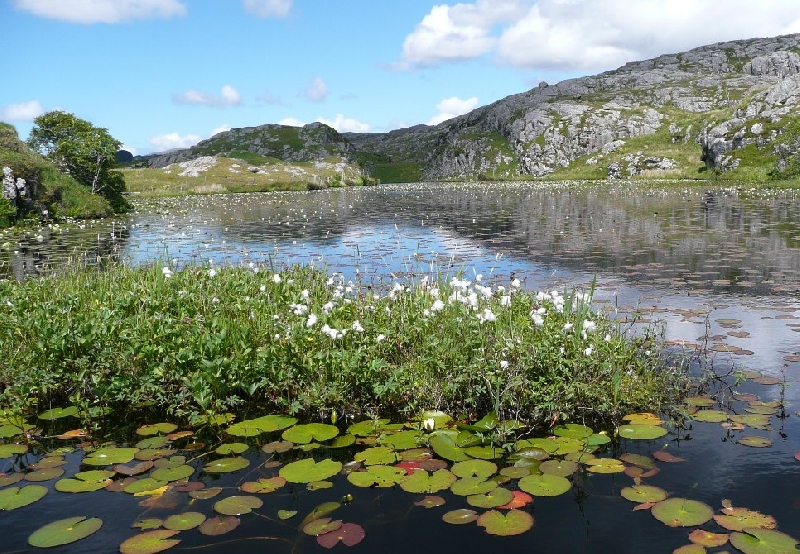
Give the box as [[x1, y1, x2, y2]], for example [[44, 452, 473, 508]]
[[1, 100, 45, 122], [173, 85, 242, 107], [243, 0, 293, 17], [120, 144, 138, 156], [209, 124, 232, 137], [397, 0, 529, 68], [12, 0, 186, 24], [316, 114, 370, 133], [147, 132, 203, 152], [304, 78, 329, 103], [279, 117, 305, 127], [427, 96, 478, 125]]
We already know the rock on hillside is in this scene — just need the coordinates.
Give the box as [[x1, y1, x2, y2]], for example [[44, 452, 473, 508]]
[[348, 33, 800, 180]]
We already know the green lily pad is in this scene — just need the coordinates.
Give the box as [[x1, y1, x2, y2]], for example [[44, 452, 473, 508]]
[[328, 434, 356, 448], [83, 447, 139, 466], [651, 498, 713, 527], [442, 509, 479, 525], [215, 442, 249, 455], [133, 519, 163, 530], [135, 448, 177, 461], [730, 414, 771, 430], [303, 517, 342, 536], [451, 459, 497, 479], [151, 464, 194, 482], [282, 423, 339, 444], [347, 418, 391, 437], [467, 487, 514, 509], [737, 436, 773, 448], [240, 477, 286, 494], [136, 436, 170, 449], [0, 484, 48, 510], [420, 410, 454, 428], [136, 423, 178, 436], [279, 458, 342, 483], [226, 414, 298, 437], [477, 509, 534, 536], [553, 423, 593, 440], [685, 396, 716, 407], [190, 487, 222, 500], [300, 501, 341, 528], [450, 477, 497, 497], [429, 430, 470, 462], [24, 467, 65, 482], [414, 495, 446, 508], [55, 469, 115, 493], [458, 412, 498, 433], [621, 485, 668, 503], [119, 529, 180, 554], [586, 433, 612, 446], [28, 516, 102, 548], [347, 465, 406, 488], [203, 457, 250, 473], [198, 516, 240, 536], [713, 507, 777, 531], [514, 438, 560, 454], [499, 466, 531, 479], [586, 458, 626, 474], [214, 495, 263, 516], [122, 478, 168, 495], [400, 469, 457, 493], [152, 456, 186, 469], [262, 441, 293, 454], [355, 446, 397, 466], [619, 453, 657, 469], [0, 473, 23, 487], [518, 474, 572, 497], [0, 444, 28, 458], [619, 424, 668, 440], [729, 528, 798, 553], [38, 406, 79, 420], [693, 410, 729, 423], [277, 510, 297, 520], [540, 459, 579, 477], [163, 512, 206, 531], [464, 445, 503, 459], [382, 429, 422, 450], [307, 480, 333, 491]]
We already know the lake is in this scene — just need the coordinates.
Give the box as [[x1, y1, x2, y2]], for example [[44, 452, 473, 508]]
[[1, 181, 798, 553]]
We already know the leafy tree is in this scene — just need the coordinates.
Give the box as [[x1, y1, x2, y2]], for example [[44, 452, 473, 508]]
[[28, 111, 129, 211]]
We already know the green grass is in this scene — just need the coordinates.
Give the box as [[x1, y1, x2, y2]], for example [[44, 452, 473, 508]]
[[0, 263, 686, 427], [372, 162, 423, 183]]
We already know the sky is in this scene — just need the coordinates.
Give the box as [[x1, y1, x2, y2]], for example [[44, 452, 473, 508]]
[[3, 1, 800, 156]]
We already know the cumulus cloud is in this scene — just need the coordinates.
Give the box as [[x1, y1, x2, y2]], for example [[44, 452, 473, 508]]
[[316, 114, 370, 133], [147, 132, 203, 152], [173, 85, 242, 107], [12, 0, 186, 24], [397, 0, 800, 72], [243, 0, 293, 17], [303, 78, 329, 103], [278, 117, 306, 127], [1, 100, 45, 122], [427, 96, 478, 125]]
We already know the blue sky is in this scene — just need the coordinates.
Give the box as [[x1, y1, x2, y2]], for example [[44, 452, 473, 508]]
[[3, 0, 800, 155]]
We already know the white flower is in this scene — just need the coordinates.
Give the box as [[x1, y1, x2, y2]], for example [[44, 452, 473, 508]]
[[500, 360, 509, 369], [563, 323, 574, 331], [584, 346, 593, 356], [423, 418, 435, 431], [531, 312, 544, 326], [583, 320, 597, 334], [306, 313, 318, 327], [480, 308, 496, 323], [260, 284, 266, 292], [301, 289, 309, 300], [291, 303, 308, 316], [322, 301, 335, 314], [208, 268, 217, 278], [272, 274, 282, 284], [604, 333, 612, 342], [500, 295, 511, 307], [431, 299, 445, 312], [351, 320, 364, 332], [162, 266, 173, 278], [511, 278, 521, 288], [376, 334, 386, 343]]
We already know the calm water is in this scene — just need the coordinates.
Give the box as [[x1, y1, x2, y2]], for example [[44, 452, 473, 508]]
[[1, 182, 799, 553]]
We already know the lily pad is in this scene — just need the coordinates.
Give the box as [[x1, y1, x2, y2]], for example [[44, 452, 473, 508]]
[[428, 431, 470, 462], [652, 451, 685, 463], [414, 495, 446, 508], [451, 459, 497, 479], [279, 458, 342, 483], [499, 466, 531, 479], [203, 456, 250, 473], [347, 465, 406, 488], [714, 506, 777, 531], [586, 458, 626, 474], [477, 509, 534, 536], [151, 464, 194, 482], [163, 512, 206, 531], [300, 501, 341, 528], [214, 495, 263, 516], [730, 414, 771, 430], [136, 423, 178, 436], [262, 440, 294, 454], [737, 436, 772, 448], [133, 519, 163, 531], [729, 528, 798, 553], [278, 510, 297, 520], [467, 487, 514, 508], [688, 529, 730, 547], [586, 433, 612, 446], [119, 529, 180, 554], [190, 487, 222, 500], [56, 469, 115, 492], [241, 477, 287, 494], [623, 412, 664, 425], [198, 516, 240, 536], [282, 423, 339, 444], [400, 469, 457, 493], [38, 406, 79, 420], [24, 468, 64, 482], [226, 414, 297, 437], [498, 490, 534, 509], [450, 477, 497, 497], [136, 436, 170, 449], [303, 517, 342, 536], [0, 484, 48, 510], [464, 445, 503, 459], [620, 485, 668, 503], [307, 480, 334, 491], [693, 410, 729, 423], [28, 516, 102, 548], [518, 474, 572, 497], [215, 442, 249, 455], [381, 430, 422, 450], [540, 459, 579, 477], [328, 434, 356, 448], [347, 418, 391, 437], [355, 446, 397, 466], [83, 447, 139, 466], [123, 477, 169, 495], [317, 522, 366, 548], [619, 424, 668, 440], [651, 498, 713, 527], [553, 423, 593, 440], [442, 509, 479, 525]]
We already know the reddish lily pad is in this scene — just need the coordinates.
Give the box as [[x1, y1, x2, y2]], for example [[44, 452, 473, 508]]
[[400, 469, 457, 493], [477, 509, 534, 536], [303, 517, 342, 536], [688, 529, 729, 547], [653, 451, 685, 463], [28, 516, 102, 548], [651, 498, 713, 527], [240, 477, 286, 494], [115, 461, 154, 477], [672, 544, 706, 554], [317, 522, 366, 548], [262, 440, 293, 454], [729, 528, 798, 553], [119, 529, 180, 554], [414, 495, 446, 508], [198, 516, 240, 536], [713, 506, 777, 531], [163, 512, 206, 531], [497, 490, 533, 510], [442, 509, 479, 525], [214, 495, 263, 516], [0, 484, 48, 510]]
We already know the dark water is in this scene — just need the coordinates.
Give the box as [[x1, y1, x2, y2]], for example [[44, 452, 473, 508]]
[[1, 182, 799, 553]]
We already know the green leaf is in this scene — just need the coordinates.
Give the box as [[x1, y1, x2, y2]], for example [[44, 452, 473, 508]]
[[620, 485, 668, 503], [381, 429, 421, 450], [400, 469, 457, 494], [151, 464, 194, 482], [38, 406, 79, 420], [442, 509, 479, 525], [477, 509, 534, 536], [450, 477, 497, 497], [281, 423, 339, 444], [0, 444, 28, 458], [651, 498, 713, 527], [198, 516, 240, 536], [215, 442, 249, 455], [347, 465, 406, 488], [451, 459, 497, 479], [83, 447, 139, 466], [518, 474, 572, 497], [203, 457, 250, 473], [28, 516, 102, 548], [540, 459, 579, 477], [0, 485, 48, 510], [279, 458, 342, 483], [467, 487, 514, 509], [240, 477, 287, 494], [552, 423, 593, 440], [354, 446, 397, 466], [226, 414, 297, 437], [729, 528, 799, 553], [136, 423, 178, 436], [119, 529, 180, 554], [163, 512, 206, 531], [618, 424, 668, 440], [429, 430, 470, 462], [214, 495, 263, 516], [347, 418, 391, 437]]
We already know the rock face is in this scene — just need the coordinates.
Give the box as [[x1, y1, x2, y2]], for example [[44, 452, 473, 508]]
[[348, 33, 800, 178], [2, 166, 28, 206]]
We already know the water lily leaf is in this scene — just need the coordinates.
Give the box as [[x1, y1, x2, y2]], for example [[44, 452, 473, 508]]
[[307, 480, 334, 491], [753, 376, 782, 385], [214, 495, 263, 516], [692, 410, 729, 423], [280, 458, 342, 483], [190, 487, 222, 500], [455, 430, 483, 448], [498, 490, 533, 509], [300, 501, 341, 528], [737, 436, 772, 448], [55, 429, 88, 440], [514, 438, 559, 454], [136, 436, 170, 449], [467, 486, 514, 508], [414, 495, 446, 508], [619, 424, 668, 440], [278, 510, 297, 520], [451, 459, 497, 479], [518, 474, 572, 497], [347, 465, 406, 488], [420, 410, 453, 428], [347, 418, 391, 437], [133, 519, 163, 530], [540, 459, 579, 477], [586, 433, 611, 446], [203, 456, 250, 473], [442, 509, 479, 525], [428, 430, 470, 462], [651, 498, 713, 527], [672, 544, 706, 554], [262, 440, 294, 454], [0, 443, 27, 459], [477, 509, 533, 536], [241, 477, 286, 494], [499, 466, 531, 479], [729, 528, 798, 553], [355, 446, 397, 466], [28, 516, 102, 548], [0, 484, 47, 510], [450, 476, 497, 496], [714, 506, 777, 531], [317, 522, 366, 548], [652, 451, 685, 463], [553, 423, 593, 440], [0, 473, 23, 487], [745, 404, 777, 415], [623, 412, 664, 425], [303, 517, 342, 536], [83, 447, 139, 466], [282, 423, 339, 444], [328, 434, 356, 448], [166, 430, 193, 441], [26, 467, 65, 482], [620, 453, 657, 469], [585, 458, 626, 473], [621, 485, 668, 503], [31, 456, 67, 469], [215, 442, 248, 455], [688, 529, 729, 547], [135, 448, 177, 461], [123, 478, 169, 495], [152, 455, 186, 469], [162, 512, 205, 531], [151, 464, 194, 482], [552, 437, 585, 455], [119, 529, 180, 554], [382, 430, 421, 450], [115, 461, 154, 477], [227, 415, 297, 437], [38, 406, 79, 420], [565, 451, 596, 463], [198, 516, 240, 536], [464, 445, 503, 459], [730, 414, 771, 430], [400, 469, 457, 494], [685, 396, 715, 407], [136, 423, 178, 436]]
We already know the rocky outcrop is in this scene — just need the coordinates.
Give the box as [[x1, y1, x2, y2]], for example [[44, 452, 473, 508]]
[[2, 166, 29, 206]]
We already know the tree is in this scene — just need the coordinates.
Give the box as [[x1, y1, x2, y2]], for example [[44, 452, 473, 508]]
[[28, 111, 129, 211]]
